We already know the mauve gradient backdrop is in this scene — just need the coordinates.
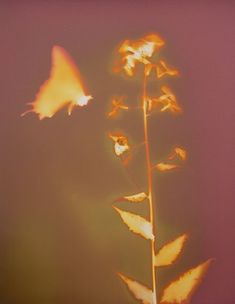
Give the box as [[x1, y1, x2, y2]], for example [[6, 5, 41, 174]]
[[1, 1, 235, 303]]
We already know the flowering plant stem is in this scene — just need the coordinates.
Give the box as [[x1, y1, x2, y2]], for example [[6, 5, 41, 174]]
[[110, 33, 212, 304], [143, 71, 157, 304]]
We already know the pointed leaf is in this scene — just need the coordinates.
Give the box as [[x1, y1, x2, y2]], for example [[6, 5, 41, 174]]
[[113, 207, 154, 240], [118, 273, 153, 304], [116, 192, 148, 203], [160, 259, 213, 304], [154, 234, 187, 267]]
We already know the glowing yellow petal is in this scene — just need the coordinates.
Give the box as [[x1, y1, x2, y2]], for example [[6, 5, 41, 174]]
[[116, 192, 148, 203], [114, 142, 129, 156], [118, 273, 153, 304], [22, 46, 92, 119], [108, 97, 129, 118], [158, 86, 182, 114], [160, 259, 213, 304], [154, 234, 187, 267], [168, 147, 187, 162], [156, 163, 179, 172], [113, 206, 154, 240], [109, 133, 130, 156], [175, 147, 187, 161], [145, 63, 154, 76], [156, 60, 179, 79]]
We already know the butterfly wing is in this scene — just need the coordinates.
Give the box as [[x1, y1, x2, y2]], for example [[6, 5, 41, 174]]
[[22, 46, 89, 119]]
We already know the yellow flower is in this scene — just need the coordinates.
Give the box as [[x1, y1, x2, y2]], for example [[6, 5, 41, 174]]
[[115, 34, 165, 76]]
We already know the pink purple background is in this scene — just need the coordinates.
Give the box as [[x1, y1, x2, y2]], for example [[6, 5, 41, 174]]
[[1, 1, 235, 303]]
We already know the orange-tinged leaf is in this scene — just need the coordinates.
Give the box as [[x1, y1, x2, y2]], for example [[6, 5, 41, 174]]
[[22, 46, 92, 119], [118, 273, 153, 304], [113, 206, 154, 240], [109, 133, 130, 156], [116, 192, 148, 203], [154, 234, 187, 267], [156, 163, 179, 172], [156, 60, 179, 79], [160, 259, 213, 304]]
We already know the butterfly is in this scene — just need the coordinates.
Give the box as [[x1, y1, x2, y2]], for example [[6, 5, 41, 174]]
[[21, 46, 92, 120]]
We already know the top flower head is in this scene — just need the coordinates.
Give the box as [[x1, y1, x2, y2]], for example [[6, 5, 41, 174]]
[[115, 34, 165, 76]]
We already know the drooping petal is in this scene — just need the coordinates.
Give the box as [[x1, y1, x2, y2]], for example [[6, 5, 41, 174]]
[[156, 163, 179, 172], [118, 273, 154, 304], [116, 192, 148, 203], [113, 206, 154, 240], [109, 133, 130, 156], [158, 86, 182, 114], [175, 147, 187, 161], [108, 97, 129, 118], [160, 259, 213, 304], [22, 46, 92, 119], [169, 147, 187, 161], [154, 234, 187, 267]]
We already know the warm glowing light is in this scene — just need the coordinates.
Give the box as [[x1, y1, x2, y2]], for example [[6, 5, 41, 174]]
[[160, 259, 213, 304], [169, 147, 187, 161], [157, 86, 182, 113], [108, 97, 129, 117], [156, 60, 179, 78], [111, 33, 212, 304], [76, 95, 93, 107], [154, 234, 187, 267], [144, 63, 154, 76], [109, 133, 130, 156], [21, 46, 92, 119], [116, 34, 165, 76]]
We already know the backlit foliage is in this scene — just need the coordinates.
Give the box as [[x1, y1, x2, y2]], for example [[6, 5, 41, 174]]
[[154, 234, 187, 267], [113, 206, 154, 240], [160, 259, 213, 304], [119, 273, 154, 304], [109, 33, 212, 304], [20, 34, 213, 304]]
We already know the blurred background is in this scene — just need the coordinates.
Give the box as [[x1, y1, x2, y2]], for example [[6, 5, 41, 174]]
[[1, 1, 235, 303]]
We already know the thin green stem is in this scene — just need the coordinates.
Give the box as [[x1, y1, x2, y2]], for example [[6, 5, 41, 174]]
[[142, 72, 157, 304]]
